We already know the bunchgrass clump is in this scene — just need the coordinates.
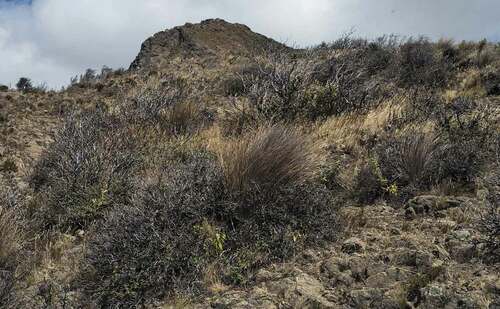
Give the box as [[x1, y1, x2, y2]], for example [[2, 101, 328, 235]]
[[218, 125, 320, 192]]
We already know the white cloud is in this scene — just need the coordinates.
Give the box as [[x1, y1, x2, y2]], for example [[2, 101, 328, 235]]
[[0, 0, 499, 89]]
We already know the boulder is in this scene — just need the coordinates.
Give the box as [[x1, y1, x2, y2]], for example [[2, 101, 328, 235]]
[[341, 237, 366, 254], [404, 195, 472, 219]]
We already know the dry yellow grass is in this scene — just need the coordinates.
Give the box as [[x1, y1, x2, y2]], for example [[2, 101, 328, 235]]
[[164, 101, 200, 134], [216, 125, 322, 192], [0, 206, 22, 265], [314, 98, 405, 151]]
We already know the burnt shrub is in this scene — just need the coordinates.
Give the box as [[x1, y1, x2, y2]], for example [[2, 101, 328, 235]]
[[122, 79, 186, 127], [243, 50, 306, 121], [80, 154, 225, 307], [432, 97, 495, 184], [481, 64, 500, 96], [80, 149, 338, 307], [221, 74, 246, 96], [436, 39, 459, 63], [225, 182, 338, 274], [397, 37, 452, 88], [303, 45, 393, 120], [31, 109, 141, 231], [122, 80, 203, 135], [479, 169, 500, 263], [240, 40, 397, 122], [481, 204, 500, 263], [353, 158, 387, 204], [0, 182, 24, 306]]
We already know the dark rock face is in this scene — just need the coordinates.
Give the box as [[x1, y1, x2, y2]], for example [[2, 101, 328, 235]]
[[129, 18, 285, 70]]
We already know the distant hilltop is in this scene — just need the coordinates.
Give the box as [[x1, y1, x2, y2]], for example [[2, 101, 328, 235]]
[[129, 18, 286, 70]]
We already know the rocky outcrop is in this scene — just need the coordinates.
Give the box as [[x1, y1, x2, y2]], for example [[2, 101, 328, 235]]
[[129, 19, 285, 70], [197, 203, 498, 308]]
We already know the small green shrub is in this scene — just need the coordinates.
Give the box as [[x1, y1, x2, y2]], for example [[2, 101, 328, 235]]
[[299, 81, 339, 120], [16, 77, 33, 93]]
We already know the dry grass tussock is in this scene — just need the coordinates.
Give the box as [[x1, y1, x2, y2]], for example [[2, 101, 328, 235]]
[[0, 206, 22, 264], [315, 100, 404, 152], [216, 125, 323, 192]]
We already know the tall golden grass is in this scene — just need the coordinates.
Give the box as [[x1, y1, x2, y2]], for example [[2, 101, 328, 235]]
[[217, 125, 321, 192]]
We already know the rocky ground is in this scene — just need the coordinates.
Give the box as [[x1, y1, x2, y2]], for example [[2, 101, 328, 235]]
[[194, 193, 499, 308]]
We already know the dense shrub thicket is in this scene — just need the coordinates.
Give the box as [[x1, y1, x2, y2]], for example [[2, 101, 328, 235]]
[[224, 36, 476, 124], [0, 180, 24, 306], [80, 152, 338, 307], [30, 109, 141, 231]]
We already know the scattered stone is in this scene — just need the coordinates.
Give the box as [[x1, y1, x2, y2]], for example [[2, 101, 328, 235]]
[[365, 272, 391, 288], [393, 248, 433, 271], [450, 244, 477, 263], [342, 237, 365, 254], [349, 288, 384, 308], [420, 283, 450, 308], [404, 195, 472, 219], [76, 229, 85, 238], [451, 229, 472, 241]]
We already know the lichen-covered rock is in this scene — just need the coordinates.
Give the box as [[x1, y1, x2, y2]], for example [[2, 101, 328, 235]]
[[404, 195, 473, 219], [341, 237, 366, 254], [349, 288, 384, 308], [392, 248, 434, 271]]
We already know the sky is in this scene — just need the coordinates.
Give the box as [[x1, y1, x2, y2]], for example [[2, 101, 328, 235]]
[[0, 0, 499, 89]]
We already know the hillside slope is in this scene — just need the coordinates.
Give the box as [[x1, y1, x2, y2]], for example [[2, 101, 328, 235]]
[[1, 19, 499, 308]]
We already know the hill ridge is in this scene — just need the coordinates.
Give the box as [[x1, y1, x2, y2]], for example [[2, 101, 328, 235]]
[[129, 18, 285, 70]]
